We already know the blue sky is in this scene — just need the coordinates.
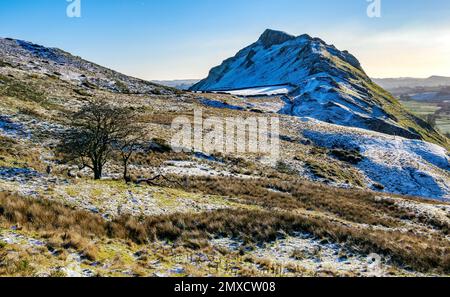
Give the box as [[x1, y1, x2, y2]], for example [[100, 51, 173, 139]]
[[1, 0, 450, 80]]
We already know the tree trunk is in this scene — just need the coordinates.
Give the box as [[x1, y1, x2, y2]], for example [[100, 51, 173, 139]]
[[123, 160, 128, 183], [93, 162, 102, 180]]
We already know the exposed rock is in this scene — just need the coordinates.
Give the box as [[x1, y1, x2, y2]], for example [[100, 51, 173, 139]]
[[258, 29, 296, 48]]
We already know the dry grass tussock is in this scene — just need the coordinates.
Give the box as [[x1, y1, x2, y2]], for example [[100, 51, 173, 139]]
[[164, 175, 450, 232]]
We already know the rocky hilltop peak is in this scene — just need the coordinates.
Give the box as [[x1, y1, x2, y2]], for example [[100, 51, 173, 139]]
[[191, 30, 447, 148], [257, 29, 296, 48]]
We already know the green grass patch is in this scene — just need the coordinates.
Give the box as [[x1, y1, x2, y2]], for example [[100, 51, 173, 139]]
[[0, 74, 46, 103]]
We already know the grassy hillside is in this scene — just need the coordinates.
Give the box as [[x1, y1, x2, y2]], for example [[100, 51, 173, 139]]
[[366, 81, 449, 148], [330, 53, 449, 149]]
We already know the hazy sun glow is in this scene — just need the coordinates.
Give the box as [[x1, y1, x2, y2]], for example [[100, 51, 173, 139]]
[[353, 27, 450, 78]]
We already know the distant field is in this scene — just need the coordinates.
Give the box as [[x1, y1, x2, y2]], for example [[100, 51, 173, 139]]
[[400, 100, 450, 134], [400, 101, 440, 116], [436, 118, 450, 134]]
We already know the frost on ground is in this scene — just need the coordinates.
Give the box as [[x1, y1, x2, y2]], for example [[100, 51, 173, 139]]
[[0, 112, 65, 142], [200, 98, 244, 110], [158, 160, 249, 179], [0, 165, 250, 218], [0, 167, 51, 197], [0, 228, 96, 277], [211, 233, 421, 277], [383, 196, 450, 231], [0, 115, 30, 139], [304, 128, 450, 200]]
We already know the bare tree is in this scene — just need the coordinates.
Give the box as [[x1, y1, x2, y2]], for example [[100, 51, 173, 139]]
[[119, 134, 143, 183], [59, 100, 142, 180]]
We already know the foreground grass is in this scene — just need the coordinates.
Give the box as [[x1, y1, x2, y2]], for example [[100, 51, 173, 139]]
[[0, 188, 449, 274]]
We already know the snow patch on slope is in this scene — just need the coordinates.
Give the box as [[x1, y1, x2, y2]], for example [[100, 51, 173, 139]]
[[200, 98, 244, 110], [214, 85, 294, 96], [304, 130, 450, 200], [0, 115, 31, 139]]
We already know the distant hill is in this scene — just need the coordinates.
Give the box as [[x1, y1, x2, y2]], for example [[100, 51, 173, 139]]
[[374, 76, 450, 102], [152, 79, 200, 90], [374, 76, 450, 89]]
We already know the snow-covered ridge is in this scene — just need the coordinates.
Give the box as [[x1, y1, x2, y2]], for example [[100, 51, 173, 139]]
[[191, 29, 362, 92], [190, 29, 444, 143]]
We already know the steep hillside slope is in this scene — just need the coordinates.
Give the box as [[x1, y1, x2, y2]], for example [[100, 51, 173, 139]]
[[0, 38, 174, 95], [191, 30, 448, 148]]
